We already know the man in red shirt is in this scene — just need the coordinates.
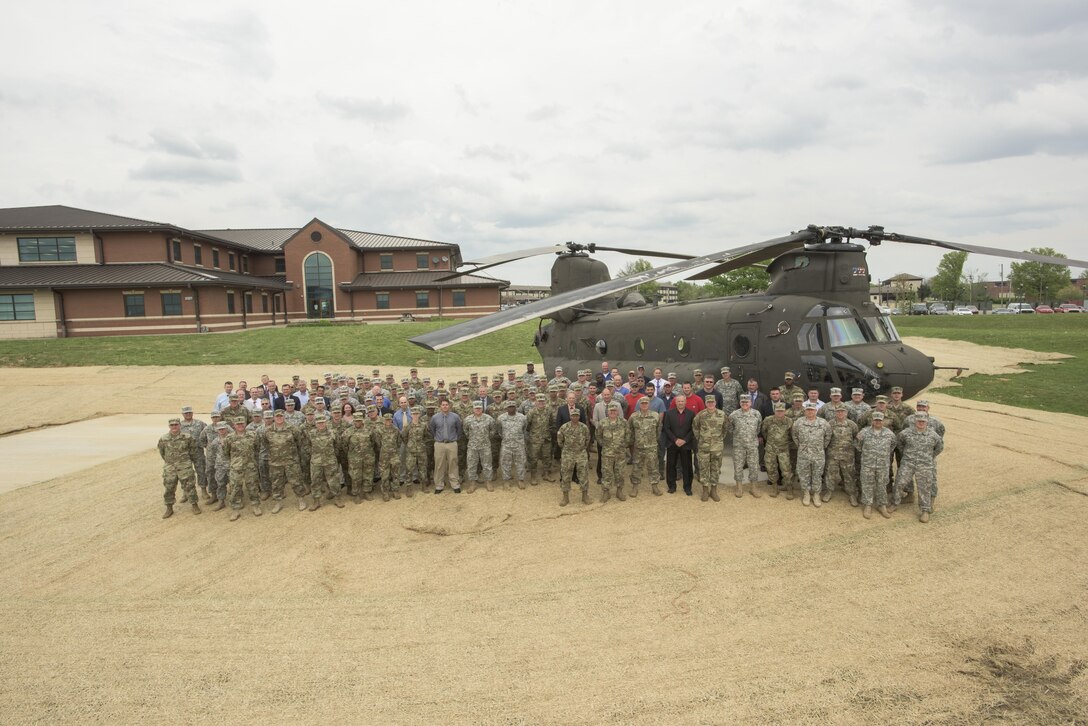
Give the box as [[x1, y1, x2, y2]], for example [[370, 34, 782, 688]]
[[671, 382, 705, 414]]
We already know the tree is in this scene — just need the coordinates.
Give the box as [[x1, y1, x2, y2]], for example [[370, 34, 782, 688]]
[[1055, 284, 1083, 305], [891, 278, 916, 312], [964, 270, 989, 307], [702, 263, 771, 297], [1009, 248, 1069, 304], [617, 258, 659, 300], [674, 280, 706, 301], [929, 251, 968, 304], [917, 282, 932, 301]]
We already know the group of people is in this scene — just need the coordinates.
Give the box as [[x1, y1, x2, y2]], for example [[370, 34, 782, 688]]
[[157, 361, 944, 523]]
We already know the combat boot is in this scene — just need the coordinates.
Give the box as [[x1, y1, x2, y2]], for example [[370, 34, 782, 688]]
[[271, 500, 283, 514], [517, 480, 526, 490], [710, 485, 720, 502], [559, 490, 570, 507], [213, 499, 226, 512], [849, 493, 859, 507], [229, 510, 241, 521], [820, 490, 832, 503], [381, 490, 390, 502], [297, 498, 307, 511], [785, 486, 795, 501], [333, 497, 345, 508], [630, 484, 638, 498], [802, 491, 811, 506], [701, 486, 709, 502], [486, 480, 495, 492], [878, 505, 891, 519], [391, 488, 401, 500], [863, 505, 872, 519], [309, 498, 322, 511], [405, 485, 415, 498], [735, 482, 744, 498], [600, 488, 611, 503], [467, 481, 477, 494], [616, 485, 627, 501], [252, 503, 263, 516], [260, 491, 270, 501], [581, 489, 592, 505], [769, 481, 780, 498], [162, 504, 174, 519], [362, 490, 374, 501], [812, 492, 822, 508], [191, 501, 202, 515], [199, 486, 209, 502], [651, 483, 662, 496], [919, 511, 930, 523], [749, 483, 761, 498]]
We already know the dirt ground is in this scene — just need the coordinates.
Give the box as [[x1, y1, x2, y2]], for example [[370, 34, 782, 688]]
[[1, 337, 1086, 724]]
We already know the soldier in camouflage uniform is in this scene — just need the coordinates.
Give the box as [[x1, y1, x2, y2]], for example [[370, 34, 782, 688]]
[[421, 401, 436, 490], [402, 406, 427, 496], [247, 412, 273, 500], [260, 409, 306, 513], [345, 411, 377, 501], [307, 415, 346, 510], [178, 406, 208, 500], [206, 422, 231, 511], [525, 393, 553, 484], [824, 406, 860, 505], [463, 401, 495, 492], [728, 396, 763, 498], [222, 418, 262, 521], [792, 401, 832, 507], [497, 400, 529, 489], [596, 401, 630, 502], [548, 366, 570, 389], [715, 367, 743, 416], [760, 402, 795, 499], [855, 411, 895, 519], [454, 388, 473, 481], [693, 395, 727, 502], [778, 372, 802, 411], [372, 413, 403, 501], [818, 388, 845, 421], [902, 400, 945, 438], [557, 408, 591, 506], [158, 417, 200, 519], [893, 412, 944, 522], [283, 398, 305, 427], [786, 393, 806, 490], [844, 387, 871, 424], [628, 395, 662, 496], [198, 411, 223, 502]]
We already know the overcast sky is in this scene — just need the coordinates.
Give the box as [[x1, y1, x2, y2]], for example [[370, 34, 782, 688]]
[[4, 0, 1087, 285]]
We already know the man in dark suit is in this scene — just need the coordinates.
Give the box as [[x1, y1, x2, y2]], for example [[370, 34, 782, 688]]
[[745, 378, 772, 419], [267, 381, 286, 411], [663, 393, 697, 495]]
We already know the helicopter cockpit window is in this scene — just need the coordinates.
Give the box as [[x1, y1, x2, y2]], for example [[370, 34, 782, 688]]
[[806, 303, 853, 318], [798, 322, 824, 351], [595, 339, 607, 355], [882, 315, 902, 341], [677, 336, 691, 357], [863, 317, 892, 343], [634, 338, 645, 356], [826, 317, 867, 347]]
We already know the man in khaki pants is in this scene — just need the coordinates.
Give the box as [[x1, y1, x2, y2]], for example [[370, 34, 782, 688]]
[[428, 399, 463, 494]]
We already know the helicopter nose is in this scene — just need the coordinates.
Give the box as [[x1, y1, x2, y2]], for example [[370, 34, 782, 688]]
[[865, 343, 936, 398]]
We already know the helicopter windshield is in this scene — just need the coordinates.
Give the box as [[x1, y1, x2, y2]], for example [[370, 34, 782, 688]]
[[863, 315, 901, 343], [826, 317, 867, 347]]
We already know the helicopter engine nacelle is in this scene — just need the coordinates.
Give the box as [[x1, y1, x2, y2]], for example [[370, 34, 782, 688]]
[[766, 243, 872, 300], [548, 254, 614, 323]]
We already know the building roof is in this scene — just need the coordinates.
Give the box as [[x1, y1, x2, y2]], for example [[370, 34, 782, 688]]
[[0, 263, 289, 290], [339, 271, 508, 290], [884, 272, 924, 282], [198, 226, 457, 253], [0, 204, 169, 231]]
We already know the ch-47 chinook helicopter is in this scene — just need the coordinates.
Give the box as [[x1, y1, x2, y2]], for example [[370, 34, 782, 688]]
[[409, 225, 1088, 400]]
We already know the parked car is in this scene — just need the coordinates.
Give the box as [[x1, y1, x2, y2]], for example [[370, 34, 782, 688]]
[[1035, 305, 1055, 314], [952, 306, 974, 316], [991, 308, 1016, 315], [929, 303, 949, 315], [1006, 303, 1035, 314], [878, 305, 891, 315], [909, 303, 929, 315], [1057, 304, 1084, 313]]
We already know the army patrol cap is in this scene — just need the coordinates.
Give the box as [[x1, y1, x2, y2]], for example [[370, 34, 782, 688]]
[[875, 395, 888, 403], [315, 414, 329, 423], [372, 368, 380, 376], [555, 366, 563, 371], [211, 411, 222, 418], [168, 417, 181, 425], [639, 396, 650, 405], [181, 406, 193, 413], [720, 366, 730, 373], [916, 400, 930, 408], [310, 378, 319, 386], [472, 401, 483, 409], [773, 402, 786, 411], [667, 372, 678, 380], [693, 369, 702, 376], [305, 409, 316, 416], [608, 401, 621, 411], [891, 386, 904, 394], [802, 401, 817, 410], [793, 393, 804, 402], [285, 398, 296, 406], [785, 371, 795, 380], [382, 413, 393, 421], [215, 422, 229, 431], [535, 393, 546, 401], [228, 392, 240, 400], [570, 408, 581, 417], [739, 395, 751, 404], [262, 410, 274, 419], [339, 390, 349, 398], [915, 411, 930, 421], [507, 368, 516, 374], [852, 388, 864, 396], [352, 412, 366, 421], [426, 401, 436, 409], [834, 405, 847, 415], [505, 400, 517, 408], [830, 388, 842, 396], [872, 411, 885, 420]]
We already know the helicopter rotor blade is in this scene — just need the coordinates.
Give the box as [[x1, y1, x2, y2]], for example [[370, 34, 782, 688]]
[[881, 232, 1088, 268], [686, 242, 808, 280], [409, 229, 818, 350], [435, 245, 568, 282], [589, 245, 696, 260]]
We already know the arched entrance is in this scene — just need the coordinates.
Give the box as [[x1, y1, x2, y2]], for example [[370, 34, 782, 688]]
[[304, 252, 334, 318]]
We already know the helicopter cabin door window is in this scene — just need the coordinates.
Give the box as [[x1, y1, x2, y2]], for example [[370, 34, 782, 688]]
[[676, 336, 690, 357], [729, 323, 758, 363]]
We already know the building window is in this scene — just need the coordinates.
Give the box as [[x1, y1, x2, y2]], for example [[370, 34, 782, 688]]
[[376, 292, 390, 310], [274, 295, 281, 312], [274, 256, 285, 273], [161, 293, 182, 316], [17, 237, 77, 262], [228, 252, 236, 271], [380, 253, 393, 270], [304, 252, 334, 318], [452, 290, 466, 307], [244, 293, 253, 314], [416, 291, 430, 308], [226, 291, 236, 314], [124, 293, 145, 317], [242, 255, 249, 273], [261, 294, 268, 313], [416, 253, 429, 269], [194, 245, 203, 265], [0, 293, 35, 321], [172, 239, 182, 261], [212, 249, 220, 268]]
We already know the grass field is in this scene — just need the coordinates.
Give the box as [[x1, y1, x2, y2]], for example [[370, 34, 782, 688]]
[[895, 314, 1088, 416], [0, 319, 544, 368]]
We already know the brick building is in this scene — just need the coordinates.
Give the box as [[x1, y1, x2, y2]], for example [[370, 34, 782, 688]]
[[0, 205, 506, 338]]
